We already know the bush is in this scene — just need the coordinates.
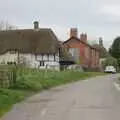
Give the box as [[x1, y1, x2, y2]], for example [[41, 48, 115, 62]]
[[15, 75, 43, 91], [14, 68, 105, 91]]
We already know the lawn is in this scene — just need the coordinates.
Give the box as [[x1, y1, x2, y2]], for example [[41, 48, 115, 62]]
[[0, 69, 105, 117]]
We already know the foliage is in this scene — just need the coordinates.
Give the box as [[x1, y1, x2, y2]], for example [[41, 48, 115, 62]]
[[0, 89, 24, 117], [109, 37, 120, 59], [116, 58, 120, 71], [59, 47, 73, 61], [100, 47, 108, 58], [102, 57, 118, 68], [88, 40, 97, 45], [14, 68, 105, 91]]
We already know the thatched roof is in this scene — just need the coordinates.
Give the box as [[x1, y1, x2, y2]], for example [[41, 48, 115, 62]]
[[0, 29, 59, 54]]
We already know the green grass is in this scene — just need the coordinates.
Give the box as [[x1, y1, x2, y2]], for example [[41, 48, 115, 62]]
[[0, 69, 105, 117], [0, 89, 25, 117]]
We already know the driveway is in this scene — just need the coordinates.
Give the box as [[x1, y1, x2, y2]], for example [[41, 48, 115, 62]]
[[1, 74, 120, 120]]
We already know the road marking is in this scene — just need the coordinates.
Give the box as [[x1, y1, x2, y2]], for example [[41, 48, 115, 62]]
[[114, 82, 120, 91], [41, 109, 47, 116]]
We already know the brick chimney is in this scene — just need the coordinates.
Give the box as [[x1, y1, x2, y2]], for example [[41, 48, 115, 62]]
[[34, 21, 39, 30], [70, 28, 78, 38], [80, 33, 87, 42], [99, 37, 103, 47]]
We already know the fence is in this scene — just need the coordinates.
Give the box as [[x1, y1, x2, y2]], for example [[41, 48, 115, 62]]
[[0, 65, 16, 88]]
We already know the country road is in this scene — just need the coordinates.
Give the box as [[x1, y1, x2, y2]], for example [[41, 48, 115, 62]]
[[1, 74, 120, 120]]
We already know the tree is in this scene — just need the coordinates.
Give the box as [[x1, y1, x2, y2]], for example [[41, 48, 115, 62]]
[[109, 37, 120, 59], [0, 20, 17, 31], [0, 21, 4, 30], [102, 57, 118, 69], [88, 40, 97, 45], [117, 58, 120, 69]]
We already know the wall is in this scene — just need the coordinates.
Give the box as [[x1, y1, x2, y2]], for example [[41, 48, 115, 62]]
[[0, 52, 60, 70], [84, 46, 92, 67], [35, 53, 60, 70], [91, 49, 100, 68], [64, 38, 100, 68], [0, 52, 18, 64], [64, 38, 84, 64], [64, 38, 88, 66], [69, 48, 80, 61]]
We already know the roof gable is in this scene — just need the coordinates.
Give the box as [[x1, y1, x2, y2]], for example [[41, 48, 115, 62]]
[[63, 37, 80, 44], [63, 37, 99, 51]]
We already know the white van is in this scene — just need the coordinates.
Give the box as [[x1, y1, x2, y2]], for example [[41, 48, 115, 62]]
[[104, 66, 116, 73]]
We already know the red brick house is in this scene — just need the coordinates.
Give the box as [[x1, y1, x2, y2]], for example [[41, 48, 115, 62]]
[[63, 28, 100, 69]]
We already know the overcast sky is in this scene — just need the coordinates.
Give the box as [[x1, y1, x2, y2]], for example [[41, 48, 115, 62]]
[[0, 0, 120, 49]]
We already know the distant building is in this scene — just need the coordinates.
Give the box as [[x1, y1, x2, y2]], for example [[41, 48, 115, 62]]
[[0, 21, 60, 70], [63, 28, 100, 69]]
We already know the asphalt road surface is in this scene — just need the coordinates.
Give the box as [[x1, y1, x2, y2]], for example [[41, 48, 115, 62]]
[[1, 74, 120, 120]]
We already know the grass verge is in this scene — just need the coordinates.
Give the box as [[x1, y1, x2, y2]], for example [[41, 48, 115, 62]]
[[0, 89, 25, 117]]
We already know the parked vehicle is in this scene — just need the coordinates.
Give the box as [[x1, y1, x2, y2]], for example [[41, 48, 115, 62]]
[[104, 66, 116, 73]]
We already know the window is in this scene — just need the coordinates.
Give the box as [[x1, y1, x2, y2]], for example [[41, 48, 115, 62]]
[[43, 55, 48, 61], [47, 54, 49, 61], [54, 54, 56, 61], [85, 47, 90, 58], [7, 62, 16, 65], [39, 61, 44, 66], [36, 55, 42, 61], [95, 51, 97, 56], [49, 55, 54, 61], [92, 49, 94, 56], [69, 48, 80, 57]]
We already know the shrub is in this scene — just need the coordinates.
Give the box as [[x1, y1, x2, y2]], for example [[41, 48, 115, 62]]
[[14, 68, 104, 91], [15, 75, 43, 91]]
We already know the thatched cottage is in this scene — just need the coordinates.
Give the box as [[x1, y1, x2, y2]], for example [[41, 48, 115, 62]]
[[0, 21, 60, 70]]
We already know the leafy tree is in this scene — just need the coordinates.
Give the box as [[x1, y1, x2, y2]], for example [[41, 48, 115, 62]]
[[102, 57, 118, 69], [109, 37, 120, 59], [117, 58, 120, 68], [88, 40, 97, 45]]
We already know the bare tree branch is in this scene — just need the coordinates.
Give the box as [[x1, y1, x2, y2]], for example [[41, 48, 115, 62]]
[[0, 20, 5, 30], [0, 20, 18, 31]]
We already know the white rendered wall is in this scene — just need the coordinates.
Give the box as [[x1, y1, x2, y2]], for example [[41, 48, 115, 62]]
[[0, 52, 60, 70]]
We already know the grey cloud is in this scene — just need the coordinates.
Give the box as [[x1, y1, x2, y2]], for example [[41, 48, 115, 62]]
[[0, 0, 120, 48]]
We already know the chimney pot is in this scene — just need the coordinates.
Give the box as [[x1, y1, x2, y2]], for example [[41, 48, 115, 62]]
[[99, 37, 103, 47], [70, 28, 78, 38], [34, 21, 39, 30], [80, 33, 87, 42]]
